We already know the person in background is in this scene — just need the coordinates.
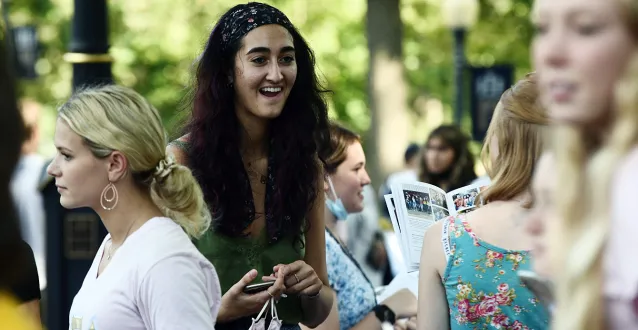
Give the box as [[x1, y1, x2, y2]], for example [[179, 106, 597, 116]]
[[525, 152, 555, 281], [343, 184, 385, 287], [379, 143, 420, 209], [419, 125, 476, 193], [11, 100, 47, 292], [47, 85, 221, 329], [522, 152, 556, 314], [310, 122, 417, 330], [167, 2, 333, 329], [417, 73, 550, 330], [9, 99, 46, 327], [0, 34, 39, 330]]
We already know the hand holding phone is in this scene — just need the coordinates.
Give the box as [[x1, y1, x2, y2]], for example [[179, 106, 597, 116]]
[[218, 270, 286, 323]]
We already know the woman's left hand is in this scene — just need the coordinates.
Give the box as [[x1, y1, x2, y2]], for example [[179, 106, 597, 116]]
[[262, 260, 323, 297]]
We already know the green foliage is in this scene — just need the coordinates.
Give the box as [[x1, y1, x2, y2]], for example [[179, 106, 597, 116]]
[[10, 0, 533, 139]]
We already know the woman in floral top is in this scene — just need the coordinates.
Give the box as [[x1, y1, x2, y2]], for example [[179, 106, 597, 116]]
[[417, 73, 550, 330]]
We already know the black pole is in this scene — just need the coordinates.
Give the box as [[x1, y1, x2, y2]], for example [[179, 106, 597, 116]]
[[64, 0, 113, 90], [453, 27, 466, 124]]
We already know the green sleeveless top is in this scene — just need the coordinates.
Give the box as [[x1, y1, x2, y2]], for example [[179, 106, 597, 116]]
[[169, 139, 306, 324], [196, 229, 305, 323]]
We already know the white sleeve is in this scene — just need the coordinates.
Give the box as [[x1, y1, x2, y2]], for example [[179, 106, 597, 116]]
[[137, 255, 219, 330], [605, 149, 638, 300]]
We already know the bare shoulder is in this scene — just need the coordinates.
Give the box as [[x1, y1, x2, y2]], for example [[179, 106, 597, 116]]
[[421, 217, 450, 273], [166, 134, 190, 165]]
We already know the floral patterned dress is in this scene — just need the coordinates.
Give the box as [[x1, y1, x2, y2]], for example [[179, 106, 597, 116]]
[[325, 229, 377, 330], [441, 216, 549, 329]]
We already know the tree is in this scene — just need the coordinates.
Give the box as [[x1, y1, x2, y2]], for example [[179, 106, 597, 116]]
[[366, 0, 410, 187], [11, 0, 536, 171]]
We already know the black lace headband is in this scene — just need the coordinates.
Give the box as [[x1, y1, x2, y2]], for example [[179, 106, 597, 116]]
[[219, 2, 294, 51]]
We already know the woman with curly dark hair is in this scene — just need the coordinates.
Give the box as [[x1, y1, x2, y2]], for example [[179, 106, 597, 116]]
[[418, 125, 477, 192], [167, 2, 333, 329]]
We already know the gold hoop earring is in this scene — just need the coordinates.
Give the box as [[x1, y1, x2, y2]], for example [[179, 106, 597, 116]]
[[100, 182, 119, 211]]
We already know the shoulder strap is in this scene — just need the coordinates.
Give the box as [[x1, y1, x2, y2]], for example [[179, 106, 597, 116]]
[[441, 216, 454, 262], [168, 139, 189, 151]]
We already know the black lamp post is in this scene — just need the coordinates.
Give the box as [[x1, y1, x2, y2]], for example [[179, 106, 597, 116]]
[[442, 0, 479, 124], [63, 0, 113, 90]]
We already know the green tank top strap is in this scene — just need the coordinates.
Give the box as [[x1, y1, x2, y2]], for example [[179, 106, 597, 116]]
[[167, 139, 190, 152]]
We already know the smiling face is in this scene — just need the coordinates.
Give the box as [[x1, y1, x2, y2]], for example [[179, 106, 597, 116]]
[[233, 24, 297, 123], [532, 0, 636, 125], [329, 142, 371, 213], [46, 119, 110, 210]]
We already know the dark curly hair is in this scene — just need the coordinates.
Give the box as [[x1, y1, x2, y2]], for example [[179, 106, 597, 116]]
[[184, 4, 330, 243], [419, 125, 477, 192]]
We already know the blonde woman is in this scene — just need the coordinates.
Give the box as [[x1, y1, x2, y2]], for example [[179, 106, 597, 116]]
[[417, 74, 550, 330], [46, 85, 221, 329], [532, 0, 638, 328]]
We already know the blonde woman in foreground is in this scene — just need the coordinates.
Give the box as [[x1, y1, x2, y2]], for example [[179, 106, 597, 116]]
[[533, 0, 638, 328], [46, 85, 221, 329], [417, 73, 550, 330]]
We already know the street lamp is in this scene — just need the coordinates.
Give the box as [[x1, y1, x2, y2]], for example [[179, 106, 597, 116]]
[[1, 0, 39, 79], [12, 25, 38, 79], [442, 0, 479, 124]]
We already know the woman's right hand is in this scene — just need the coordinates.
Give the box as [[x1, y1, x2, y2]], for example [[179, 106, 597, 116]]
[[381, 289, 418, 319], [217, 268, 287, 322]]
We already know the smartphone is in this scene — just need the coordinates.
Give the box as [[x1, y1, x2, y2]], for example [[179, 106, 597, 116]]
[[243, 280, 275, 294]]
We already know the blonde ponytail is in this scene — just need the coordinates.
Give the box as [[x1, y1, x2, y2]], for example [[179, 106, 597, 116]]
[[150, 155, 211, 239], [56, 85, 211, 238]]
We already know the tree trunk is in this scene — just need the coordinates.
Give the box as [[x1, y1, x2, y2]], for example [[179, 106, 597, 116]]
[[366, 0, 410, 190]]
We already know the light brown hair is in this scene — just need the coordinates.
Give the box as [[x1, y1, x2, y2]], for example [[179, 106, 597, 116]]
[[319, 122, 360, 174], [479, 72, 550, 206]]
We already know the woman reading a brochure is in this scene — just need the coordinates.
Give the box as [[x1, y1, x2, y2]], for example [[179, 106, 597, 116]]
[[307, 122, 417, 330], [416, 73, 550, 330]]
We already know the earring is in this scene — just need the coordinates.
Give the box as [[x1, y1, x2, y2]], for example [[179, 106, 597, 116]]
[[100, 182, 119, 211]]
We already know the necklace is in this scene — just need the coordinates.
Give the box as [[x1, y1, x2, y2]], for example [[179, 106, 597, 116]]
[[106, 217, 140, 260], [106, 243, 118, 260], [242, 155, 268, 185]]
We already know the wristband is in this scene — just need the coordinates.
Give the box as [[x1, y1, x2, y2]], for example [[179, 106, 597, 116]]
[[373, 304, 396, 325]]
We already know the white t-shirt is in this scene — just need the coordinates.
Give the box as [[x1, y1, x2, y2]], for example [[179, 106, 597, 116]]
[[11, 154, 47, 290], [605, 147, 638, 329], [68, 217, 221, 330]]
